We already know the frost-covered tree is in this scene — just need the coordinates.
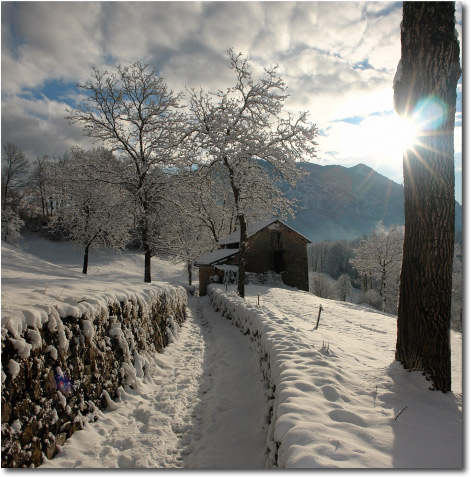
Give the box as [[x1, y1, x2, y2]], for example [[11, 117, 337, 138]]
[[29, 155, 56, 220], [336, 274, 353, 302], [188, 49, 318, 297], [177, 164, 240, 245], [66, 62, 190, 282], [152, 201, 213, 286], [2, 143, 29, 213], [350, 224, 403, 313], [50, 148, 132, 274], [310, 272, 333, 299], [324, 241, 355, 279], [151, 165, 239, 285], [361, 288, 382, 310], [1, 209, 24, 244], [309, 241, 329, 273]]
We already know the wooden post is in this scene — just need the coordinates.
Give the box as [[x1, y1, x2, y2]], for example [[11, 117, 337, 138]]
[[315, 304, 323, 330], [257, 293, 260, 306]]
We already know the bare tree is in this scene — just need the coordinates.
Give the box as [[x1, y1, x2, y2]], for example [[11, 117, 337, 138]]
[[309, 241, 329, 273], [324, 241, 355, 279], [66, 62, 190, 282], [29, 156, 53, 220], [2, 143, 29, 213], [394, 2, 461, 392], [188, 49, 318, 297]]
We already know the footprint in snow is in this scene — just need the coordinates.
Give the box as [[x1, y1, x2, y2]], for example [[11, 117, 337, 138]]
[[321, 384, 341, 402], [328, 409, 367, 428]]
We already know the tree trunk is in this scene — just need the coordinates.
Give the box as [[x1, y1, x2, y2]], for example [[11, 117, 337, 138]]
[[144, 249, 152, 283], [381, 266, 387, 313], [2, 183, 9, 212], [82, 244, 89, 275], [141, 229, 152, 283], [41, 196, 46, 220], [140, 206, 152, 283], [187, 261, 192, 286], [237, 214, 248, 298], [394, 2, 460, 392]]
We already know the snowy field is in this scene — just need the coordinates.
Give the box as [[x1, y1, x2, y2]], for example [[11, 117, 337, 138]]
[[1, 238, 464, 469], [1, 238, 187, 340]]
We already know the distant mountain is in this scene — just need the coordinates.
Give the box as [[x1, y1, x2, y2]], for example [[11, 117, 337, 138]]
[[280, 162, 463, 244]]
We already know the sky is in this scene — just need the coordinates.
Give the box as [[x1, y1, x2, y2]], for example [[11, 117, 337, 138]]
[[1, 1, 463, 203]]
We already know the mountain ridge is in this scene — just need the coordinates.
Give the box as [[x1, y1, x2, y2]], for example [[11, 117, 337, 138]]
[[280, 162, 462, 243]]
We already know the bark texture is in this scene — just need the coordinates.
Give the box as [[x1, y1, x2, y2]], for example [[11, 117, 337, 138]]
[[394, 2, 461, 392], [237, 214, 248, 298]]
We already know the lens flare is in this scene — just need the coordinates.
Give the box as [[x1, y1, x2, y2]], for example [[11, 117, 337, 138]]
[[396, 116, 419, 150], [55, 371, 72, 395], [412, 96, 448, 132], [394, 95, 449, 155]]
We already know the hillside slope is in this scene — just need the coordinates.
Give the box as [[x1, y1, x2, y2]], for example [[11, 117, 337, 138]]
[[1, 239, 463, 468], [280, 162, 462, 243], [211, 284, 462, 468], [1, 238, 186, 335]]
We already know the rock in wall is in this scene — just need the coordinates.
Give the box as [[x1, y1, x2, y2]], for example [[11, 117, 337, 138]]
[[1, 286, 187, 468]]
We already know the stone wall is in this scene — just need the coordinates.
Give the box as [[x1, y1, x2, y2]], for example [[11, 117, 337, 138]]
[[1, 286, 187, 468]]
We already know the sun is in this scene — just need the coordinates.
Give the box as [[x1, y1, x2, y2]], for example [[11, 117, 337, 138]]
[[393, 95, 448, 153], [394, 115, 420, 152]]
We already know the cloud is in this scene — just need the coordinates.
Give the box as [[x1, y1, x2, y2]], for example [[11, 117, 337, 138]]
[[0, 0, 458, 192], [1, 2, 104, 94], [454, 125, 462, 154], [318, 113, 404, 169], [1, 95, 93, 160]]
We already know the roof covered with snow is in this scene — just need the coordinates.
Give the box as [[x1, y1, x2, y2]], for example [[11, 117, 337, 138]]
[[194, 248, 239, 266], [217, 218, 311, 245]]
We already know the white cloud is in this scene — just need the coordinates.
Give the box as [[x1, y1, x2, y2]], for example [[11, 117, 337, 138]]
[[1, 95, 93, 160], [320, 114, 400, 157], [1, 2, 104, 94], [454, 126, 462, 154], [3, 0, 451, 190]]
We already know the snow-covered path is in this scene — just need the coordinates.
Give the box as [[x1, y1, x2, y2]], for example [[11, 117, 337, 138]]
[[41, 296, 268, 469]]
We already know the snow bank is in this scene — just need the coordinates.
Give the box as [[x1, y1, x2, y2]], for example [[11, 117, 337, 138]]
[[1, 242, 188, 468], [208, 285, 462, 469]]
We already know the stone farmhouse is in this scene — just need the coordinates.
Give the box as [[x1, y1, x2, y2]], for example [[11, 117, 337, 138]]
[[195, 218, 311, 295]]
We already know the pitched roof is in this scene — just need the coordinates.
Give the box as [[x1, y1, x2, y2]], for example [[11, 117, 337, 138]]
[[217, 218, 311, 245], [194, 248, 239, 266]]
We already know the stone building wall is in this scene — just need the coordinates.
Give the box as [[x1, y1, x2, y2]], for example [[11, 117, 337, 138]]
[[245, 222, 309, 291], [198, 265, 215, 296], [1, 286, 187, 468]]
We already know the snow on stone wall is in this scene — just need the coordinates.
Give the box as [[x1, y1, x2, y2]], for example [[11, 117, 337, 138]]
[[1, 285, 187, 468], [209, 285, 288, 467]]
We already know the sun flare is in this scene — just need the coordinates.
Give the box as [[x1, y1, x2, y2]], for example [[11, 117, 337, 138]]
[[395, 116, 419, 151]]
